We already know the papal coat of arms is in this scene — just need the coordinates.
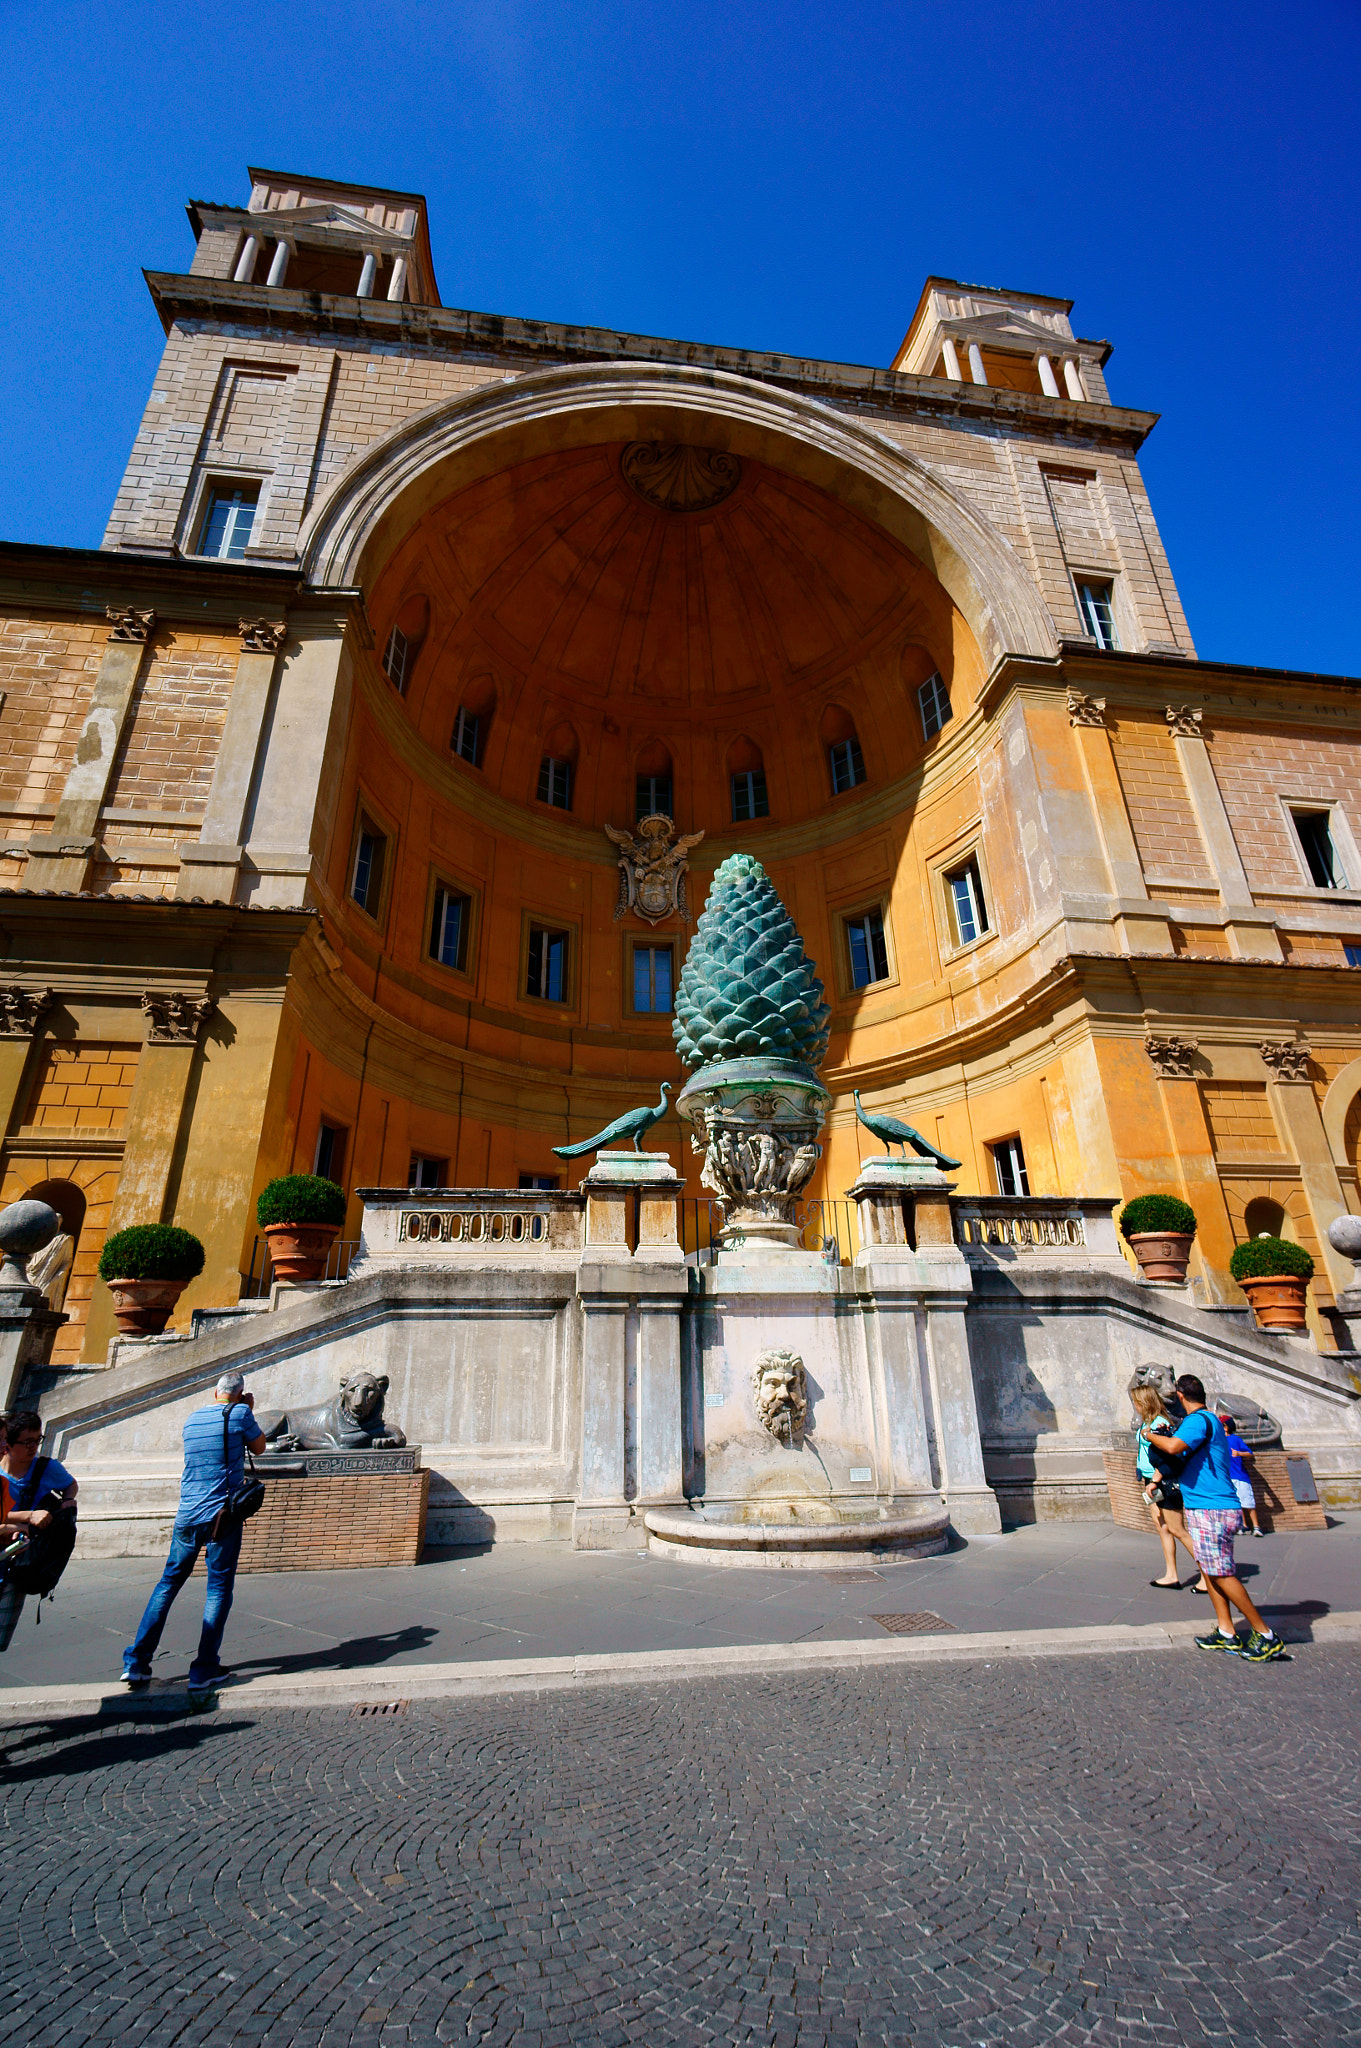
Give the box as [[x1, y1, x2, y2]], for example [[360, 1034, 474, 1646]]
[[605, 813, 705, 925]]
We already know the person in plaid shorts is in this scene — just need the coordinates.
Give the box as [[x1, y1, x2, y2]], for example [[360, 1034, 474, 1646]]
[[1143, 1374, 1284, 1662]]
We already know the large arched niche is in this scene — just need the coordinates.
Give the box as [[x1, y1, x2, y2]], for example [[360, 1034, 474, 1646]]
[[301, 361, 1058, 672]]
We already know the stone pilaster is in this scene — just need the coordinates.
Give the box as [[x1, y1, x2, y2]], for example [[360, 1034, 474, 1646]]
[[1168, 707, 1284, 961], [26, 609, 156, 892], [176, 618, 289, 903]]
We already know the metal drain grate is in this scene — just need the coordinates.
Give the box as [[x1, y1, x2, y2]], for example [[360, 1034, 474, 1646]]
[[871, 1612, 956, 1635], [350, 1699, 409, 1718]]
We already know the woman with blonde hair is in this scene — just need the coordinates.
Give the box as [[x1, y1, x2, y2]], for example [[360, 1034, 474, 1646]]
[[1130, 1382, 1207, 1592]]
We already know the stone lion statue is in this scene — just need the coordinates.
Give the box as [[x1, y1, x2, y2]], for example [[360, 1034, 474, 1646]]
[[256, 1372, 406, 1452], [752, 1347, 808, 1448]]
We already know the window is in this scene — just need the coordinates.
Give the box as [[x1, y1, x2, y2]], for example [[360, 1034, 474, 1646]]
[[1076, 580, 1118, 650], [1292, 810, 1348, 889], [991, 1137, 1030, 1198], [845, 907, 890, 989], [731, 769, 769, 822], [196, 483, 259, 560], [636, 774, 672, 820], [633, 944, 674, 1014], [944, 855, 989, 948], [526, 925, 569, 1002], [918, 672, 952, 739], [452, 706, 481, 766], [537, 756, 572, 810], [408, 1155, 446, 1189], [829, 736, 866, 795], [1346, 944, 1361, 968], [314, 1122, 347, 1182], [350, 819, 387, 917], [429, 883, 470, 972], [519, 1172, 560, 1191], [381, 626, 410, 693]]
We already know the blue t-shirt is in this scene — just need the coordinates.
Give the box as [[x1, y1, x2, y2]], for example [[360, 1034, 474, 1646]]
[[1224, 1432, 1252, 1480], [177, 1403, 259, 1528], [1174, 1409, 1239, 1509], [4, 1456, 75, 1510]]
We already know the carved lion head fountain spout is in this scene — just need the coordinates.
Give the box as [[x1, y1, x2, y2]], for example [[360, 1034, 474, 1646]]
[[673, 853, 831, 1253]]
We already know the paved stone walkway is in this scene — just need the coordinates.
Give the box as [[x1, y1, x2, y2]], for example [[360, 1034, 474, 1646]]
[[4, 1646, 1358, 2047]]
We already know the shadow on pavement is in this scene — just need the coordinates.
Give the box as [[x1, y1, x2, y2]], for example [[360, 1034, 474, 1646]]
[[1259, 1598, 1330, 1641], [0, 1713, 253, 1780], [217, 1622, 438, 1678]]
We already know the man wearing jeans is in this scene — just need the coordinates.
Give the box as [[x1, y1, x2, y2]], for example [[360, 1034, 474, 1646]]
[[123, 1371, 266, 1701], [1144, 1373, 1284, 1663]]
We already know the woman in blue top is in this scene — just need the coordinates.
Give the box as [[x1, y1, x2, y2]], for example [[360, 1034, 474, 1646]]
[[1144, 1375, 1283, 1662]]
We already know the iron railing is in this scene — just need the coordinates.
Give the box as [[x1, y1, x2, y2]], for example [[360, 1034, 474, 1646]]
[[241, 1236, 360, 1299], [680, 1198, 859, 1266]]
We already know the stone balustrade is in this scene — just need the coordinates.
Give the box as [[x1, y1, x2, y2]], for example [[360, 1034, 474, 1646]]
[[353, 1186, 586, 1267], [952, 1195, 1121, 1260]]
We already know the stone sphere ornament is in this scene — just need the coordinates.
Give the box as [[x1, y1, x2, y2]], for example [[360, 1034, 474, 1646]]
[[0, 1198, 61, 1289], [1327, 1213, 1361, 1265]]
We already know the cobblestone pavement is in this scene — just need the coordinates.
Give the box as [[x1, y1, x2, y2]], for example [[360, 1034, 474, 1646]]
[[4, 1648, 1359, 2047]]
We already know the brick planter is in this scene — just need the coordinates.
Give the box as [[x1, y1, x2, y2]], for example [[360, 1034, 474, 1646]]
[[1102, 1448, 1325, 1534], [233, 1468, 429, 1569]]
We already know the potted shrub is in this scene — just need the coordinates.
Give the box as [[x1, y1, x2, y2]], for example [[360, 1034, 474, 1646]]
[[99, 1224, 205, 1336], [1230, 1235, 1314, 1331], [257, 1173, 347, 1284], [1118, 1194, 1197, 1284]]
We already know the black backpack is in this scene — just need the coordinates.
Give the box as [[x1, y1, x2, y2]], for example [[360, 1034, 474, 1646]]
[[7, 1457, 78, 1598]]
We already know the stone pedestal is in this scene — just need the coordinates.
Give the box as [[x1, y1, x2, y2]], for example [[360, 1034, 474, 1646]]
[[0, 1286, 67, 1410], [1327, 1217, 1361, 1353], [849, 1155, 956, 1254], [582, 1151, 683, 1261]]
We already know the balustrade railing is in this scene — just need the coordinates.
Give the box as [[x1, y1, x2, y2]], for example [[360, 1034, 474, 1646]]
[[951, 1195, 1117, 1256]]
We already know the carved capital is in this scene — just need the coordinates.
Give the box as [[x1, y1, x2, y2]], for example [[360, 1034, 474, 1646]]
[[0, 986, 54, 1038], [1260, 1038, 1311, 1082], [1066, 690, 1107, 728], [105, 606, 156, 644], [1165, 704, 1204, 739], [141, 991, 216, 1044], [1145, 1034, 1199, 1079], [239, 617, 288, 655]]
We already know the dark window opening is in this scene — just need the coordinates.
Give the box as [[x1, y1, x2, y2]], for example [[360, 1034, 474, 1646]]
[[314, 1122, 347, 1183], [197, 483, 259, 560], [537, 757, 573, 810], [845, 907, 890, 989], [381, 626, 410, 692], [636, 774, 673, 820], [633, 944, 674, 1014], [945, 856, 989, 947], [429, 885, 470, 972], [991, 1136, 1029, 1198], [1293, 810, 1347, 889], [527, 926, 569, 1003], [452, 706, 481, 765], [408, 1156, 446, 1189], [351, 821, 387, 917], [918, 672, 952, 738], [519, 1173, 560, 1191], [829, 736, 866, 795], [731, 769, 769, 822], [1076, 580, 1118, 650]]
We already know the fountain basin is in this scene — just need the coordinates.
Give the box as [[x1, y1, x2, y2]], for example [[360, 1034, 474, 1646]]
[[644, 1499, 950, 1570]]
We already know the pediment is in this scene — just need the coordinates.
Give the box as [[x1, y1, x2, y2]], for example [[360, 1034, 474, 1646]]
[[248, 202, 413, 247], [939, 308, 1067, 349]]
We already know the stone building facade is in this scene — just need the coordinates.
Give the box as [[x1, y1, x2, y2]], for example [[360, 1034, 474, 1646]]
[[1, 165, 1359, 1365]]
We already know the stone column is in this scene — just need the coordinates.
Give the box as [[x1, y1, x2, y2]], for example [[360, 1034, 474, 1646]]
[[1260, 1039, 1356, 1302], [940, 336, 962, 381], [357, 251, 378, 298], [26, 608, 156, 892], [1062, 357, 1085, 400], [967, 342, 987, 385], [177, 618, 289, 903], [1166, 705, 1283, 960], [387, 256, 409, 302], [81, 992, 215, 1363], [266, 238, 292, 287], [233, 235, 260, 283], [1037, 353, 1061, 397], [849, 1158, 1001, 1534]]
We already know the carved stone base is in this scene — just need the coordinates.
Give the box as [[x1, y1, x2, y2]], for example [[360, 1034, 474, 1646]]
[[677, 1057, 828, 1247]]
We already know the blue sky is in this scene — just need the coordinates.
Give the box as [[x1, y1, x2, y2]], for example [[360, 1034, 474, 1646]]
[[2, 0, 1356, 674]]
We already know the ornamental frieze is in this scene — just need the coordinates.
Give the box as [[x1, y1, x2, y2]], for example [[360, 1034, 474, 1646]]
[[1144, 1034, 1199, 1078]]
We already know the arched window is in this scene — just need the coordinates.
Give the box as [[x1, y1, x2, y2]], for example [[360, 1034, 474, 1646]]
[[819, 704, 866, 795], [381, 594, 430, 696], [727, 736, 768, 822], [537, 721, 578, 811], [634, 739, 674, 821], [1243, 1197, 1287, 1240], [452, 673, 496, 768]]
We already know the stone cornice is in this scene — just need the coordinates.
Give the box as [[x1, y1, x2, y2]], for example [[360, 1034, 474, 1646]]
[[144, 271, 1160, 453], [0, 542, 360, 630], [983, 649, 1361, 724]]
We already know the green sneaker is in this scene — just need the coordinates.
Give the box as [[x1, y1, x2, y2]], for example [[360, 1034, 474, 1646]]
[[1240, 1630, 1286, 1663], [1194, 1628, 1242, 1653]]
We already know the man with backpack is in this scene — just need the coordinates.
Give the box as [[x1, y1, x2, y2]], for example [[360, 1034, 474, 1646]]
[[122, 1371, 266, 1705], [0, 1408, 79, 1648], [1143, 1374, 1284, 1662]]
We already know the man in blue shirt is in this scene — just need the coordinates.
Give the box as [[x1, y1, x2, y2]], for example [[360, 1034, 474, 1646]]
[[123, 1371, 266, 1702], [1145, 1373, 1283, 1662]]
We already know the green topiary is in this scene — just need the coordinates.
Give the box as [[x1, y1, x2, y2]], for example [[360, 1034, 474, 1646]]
[[256, 1174, 347, 1229], [98, 1223, 206, 1283], [673, 853, 830, 1071], [1119, 1194, 1197, 1241], [1230, 1235, 1315, 1283]]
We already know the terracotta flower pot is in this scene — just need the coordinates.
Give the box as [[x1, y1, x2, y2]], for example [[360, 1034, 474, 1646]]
[[106, 1276, 188, 1336], [1239, 1273, 1309, 1331], [1127, 1231, 1194, 1284], [263, 1220, 340, 1284]]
